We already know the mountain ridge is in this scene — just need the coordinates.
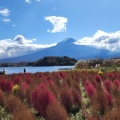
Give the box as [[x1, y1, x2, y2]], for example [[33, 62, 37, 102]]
[[0, 38, 119, 63]]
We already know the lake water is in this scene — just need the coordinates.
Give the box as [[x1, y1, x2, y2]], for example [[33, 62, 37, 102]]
[[0, 66, 74, 74]]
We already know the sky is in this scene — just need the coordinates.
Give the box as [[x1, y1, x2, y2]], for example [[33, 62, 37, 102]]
[[0, 0, 120, 59]]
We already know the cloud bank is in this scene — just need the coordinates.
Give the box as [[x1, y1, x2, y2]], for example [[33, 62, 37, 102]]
[[76, 30, 120, 52], [0, 35, 56, 59], [45, 16, 68, 33], [0, 30, 119, 59]]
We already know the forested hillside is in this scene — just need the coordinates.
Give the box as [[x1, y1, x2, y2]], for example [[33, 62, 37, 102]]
[[34, 56, 77, 66]]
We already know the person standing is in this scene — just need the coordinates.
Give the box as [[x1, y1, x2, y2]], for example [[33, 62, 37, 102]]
[[24, 68, 26, 73]]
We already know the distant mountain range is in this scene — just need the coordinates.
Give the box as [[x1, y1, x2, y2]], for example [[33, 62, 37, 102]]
[[0, 38, 120, 63]]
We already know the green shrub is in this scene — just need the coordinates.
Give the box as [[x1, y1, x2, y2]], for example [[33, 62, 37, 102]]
[[0, 106, 11, 120]]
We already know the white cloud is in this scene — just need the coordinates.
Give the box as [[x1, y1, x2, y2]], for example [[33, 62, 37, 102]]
[[25, 0, 41, 3], [0, 35, 56, 59], [75, 30, 120, 52], [14, 35, 35, 44], [3, 18, 10, 22], [0, 9, 10, 16], [25, 0, 31, 4], [45, 16, 68, 33]]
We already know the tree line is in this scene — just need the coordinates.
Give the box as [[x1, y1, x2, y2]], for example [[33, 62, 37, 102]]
[[0, 56, 77, 67]]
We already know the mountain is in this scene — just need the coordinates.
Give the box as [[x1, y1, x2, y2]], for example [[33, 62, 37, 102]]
[[0, 38, 120, 63]]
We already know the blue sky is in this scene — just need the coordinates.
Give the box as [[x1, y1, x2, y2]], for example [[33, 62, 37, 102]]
[[0, 0, 120, 58]]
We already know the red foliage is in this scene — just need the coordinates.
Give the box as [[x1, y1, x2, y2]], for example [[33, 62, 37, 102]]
[[13, 76, 22, 85], [0, 79, 7, 92], [20, 82, 29, 96], [108, 73, 113, 78], [102, 108, 120, 120], [113, 79, 120, 89], [0, 79, 13, 93], [84, 79, 91, 89], [4, 81, 13, 93], [5, 94, 36, 120], [85, 84, 96, 98], [107, 72, 116, 81], [36, 72, 43, 78], [30, 83, 57, 117], [60, 88, 74, 113], [47, 79, 59, 98], [72, 80, 81, 93], [25, 77, 32, 84], [12, 108, 36, 120], [94, 75, 102, 83], [72, 89, 82, 108], [0, 70, 119, 119], [106, 93, 113, 106], [92, 90, 113, 116], [46, 102, 69, 120], [47, 78, 54, 85], [4, 95, 23, 113], [104, 79, 112, 93], [52, 72, 61, 80], [59, 72, 67, 79], [21, 82, 28, 91]]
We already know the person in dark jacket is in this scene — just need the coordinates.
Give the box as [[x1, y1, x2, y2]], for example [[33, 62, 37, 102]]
[[24, 68, 26, 73]]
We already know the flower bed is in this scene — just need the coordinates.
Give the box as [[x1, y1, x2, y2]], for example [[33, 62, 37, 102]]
[[0, 70, 120, 120]]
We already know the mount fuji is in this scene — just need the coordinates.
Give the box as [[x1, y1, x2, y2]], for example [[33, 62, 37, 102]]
[[0, 38, 119, 63]]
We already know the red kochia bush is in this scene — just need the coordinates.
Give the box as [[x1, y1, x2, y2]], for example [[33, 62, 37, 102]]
[[94, 75, 102, 84], [59, 72, 66, 79], [30, 83, 57, 118], [112, 80, 120, 97], [0, 80, 7, 92], [113, 80, 120, 89], [85, 84, 96, 98], [47, 79, 59, 98], [106, 93, 112, 107], [84, 79, 91, 89], [46, 102, 69, 120], [25, 77, 32, 84], [104, 79, 112, 93], [72, 89, 82, 108], [13, 76, 22, 85], [60, 88, 74, 113], [19, 82, 29, 97], [0, 79, 13, 93], [4, 81, 13, 93], [94, 75, 102, 90], [21, 82, 28, 91], [84, 79, 96, 98]]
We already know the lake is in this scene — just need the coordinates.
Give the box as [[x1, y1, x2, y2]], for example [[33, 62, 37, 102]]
[[0, 66, 74, 74]]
